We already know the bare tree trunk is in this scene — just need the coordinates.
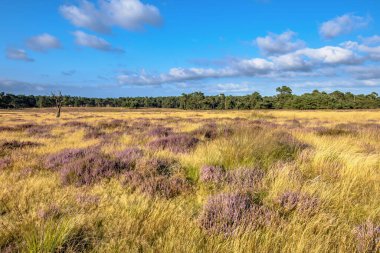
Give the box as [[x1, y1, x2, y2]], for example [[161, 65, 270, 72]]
[[52, 91, 63, 118], [56, 106, 61, 118]]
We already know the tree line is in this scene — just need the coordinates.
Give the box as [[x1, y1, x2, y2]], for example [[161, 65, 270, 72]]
[[1, 86, 379, 110]]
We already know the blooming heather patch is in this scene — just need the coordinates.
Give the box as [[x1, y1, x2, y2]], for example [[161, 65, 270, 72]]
[[98, 119, 128, 129], [116, 148, 144, 170], [353, 221, 380, 253], [131, 120, 151, 130], [226, 168, 265, 189], [192, 123, 234, 140], [148, 134, 199, 153], [0, 126, 16, 132], [198, 192, 275, 234], [192, 123, 218, 140], [45, 148, 88, 170], [1, 141, 41, 150], [0, 157, 12, 170], [315, 127, 353, 136], [123, 157, 191, 198], [83, 126, 106, 139], [46, 148, 130, 186], [147, 126, 173, 137], [26, 125, 53, 138], [76, 193, 100, 206], [0, 141, 42, 157], [277, 191, 319, 215], [62, 121, 91, 128], [200, 165, 225, 183]]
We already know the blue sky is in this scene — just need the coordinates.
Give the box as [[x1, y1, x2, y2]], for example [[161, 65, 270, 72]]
[[1, 0, 380, 97]]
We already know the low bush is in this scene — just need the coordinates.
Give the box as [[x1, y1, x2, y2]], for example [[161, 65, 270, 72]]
[[148, 134, 199, 153], [277, 191, 319, 216], [353, 221, 380, 253], [198, 192, 275, 234], [124, 157, 191, 198], [46, 148, 131, 186]]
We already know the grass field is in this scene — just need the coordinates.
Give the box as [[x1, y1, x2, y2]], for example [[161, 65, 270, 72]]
[[0, 108, 379, 253]]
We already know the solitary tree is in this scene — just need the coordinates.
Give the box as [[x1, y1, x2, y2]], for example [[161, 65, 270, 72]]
[[51, 91, 63, 118]]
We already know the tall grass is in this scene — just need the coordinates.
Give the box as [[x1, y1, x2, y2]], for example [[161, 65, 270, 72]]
[[0, 108, 379, 252]]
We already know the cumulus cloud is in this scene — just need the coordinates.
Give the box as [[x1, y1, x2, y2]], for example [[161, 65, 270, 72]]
[[6, 48, 34, 62], [27, 33, 61, 52], [117, 43, 364, 86], [118, 67, 238, 86], [296, 46, 360, 64], [360, 35, 380, 45], [341, 41, 380, 61], [60, 0, 162, 33], [256, 30, 306, 55], [73, 31, 124, 52], [319, 14, 369, 39]]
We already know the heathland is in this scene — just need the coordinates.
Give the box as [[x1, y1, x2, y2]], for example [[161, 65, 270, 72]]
[[0, 108, 379, 252]]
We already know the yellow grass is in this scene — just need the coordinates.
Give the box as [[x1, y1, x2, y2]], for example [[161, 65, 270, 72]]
[[0, 108, 379, 252]]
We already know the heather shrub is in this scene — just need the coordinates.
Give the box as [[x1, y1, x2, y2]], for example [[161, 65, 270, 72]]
[[315, 127, 353, 136], [131, 120, 151, 130], [98, 119, 128, 129], [147, 126, 173, 137], [45, 148, 88, 170], [0, 157, 12, 170], [200, 165, 225, 183], [192, 123, 233, 140], [353, 221, 380, 253], [192, 123, 218, 139], [198, 193, 253, 234], [76, 194, 100, 206], [1, 141, 41, 150], [115, 148, 144, 170], [277, 191, 319, 216], [148, 134, 199, 153], [83, 126, 106, 139], [0, 126, 16, 132], [46, 148, 130, 186], [0, 141, 42, 157], [62, 121, 91, 128], [226, 168, 265, 189], [267, 131, 310, 163], [26, 125, 53, 137], [124, 157, 191, 198], [198, 192, 275, 234]]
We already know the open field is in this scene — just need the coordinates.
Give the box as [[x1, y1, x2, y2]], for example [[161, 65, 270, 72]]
[[0, 108, 379, 253]]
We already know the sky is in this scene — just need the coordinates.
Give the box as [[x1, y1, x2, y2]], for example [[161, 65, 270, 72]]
[[1, 0, 380, 97]]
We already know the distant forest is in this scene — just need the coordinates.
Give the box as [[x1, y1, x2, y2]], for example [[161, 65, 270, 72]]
[[1, 86, 379, 110]]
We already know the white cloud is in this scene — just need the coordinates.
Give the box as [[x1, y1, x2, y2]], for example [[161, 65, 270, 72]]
[[60, 0, 162, 33], [73, 31, 124, 52], [6, 48, 34, 62], [117, 44, 363, 86], [214, 83, 250, 93], [360, 35, 380, 45], [271, 54, 310, 71], [296, 46, 359, 64], [341, 41, 380, 61], [27, 33, 61, 52], [347, 66, 380, 80], [319, 14, 369, 39], [118, 67, 237, 85], [256, 30, 305, 56], [237, 58, 274, 73]]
